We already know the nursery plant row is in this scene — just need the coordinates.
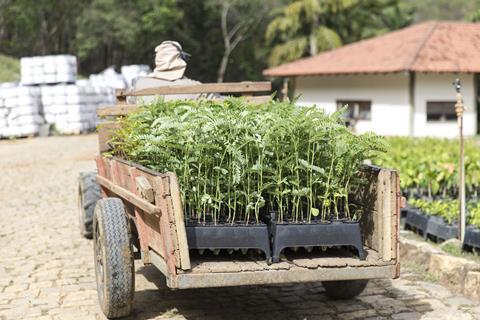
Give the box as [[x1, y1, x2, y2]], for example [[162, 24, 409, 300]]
[[402, 199, 480, 252], [375, 137, 480, 199]]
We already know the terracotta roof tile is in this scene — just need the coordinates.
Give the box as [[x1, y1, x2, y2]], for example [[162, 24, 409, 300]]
[[263, 21, 480, 77]]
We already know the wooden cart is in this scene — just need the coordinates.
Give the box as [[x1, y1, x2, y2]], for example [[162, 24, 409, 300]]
[[85, 82, 401, 318]]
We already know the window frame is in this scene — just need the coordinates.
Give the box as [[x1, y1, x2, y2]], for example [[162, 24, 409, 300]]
[[426, 101, 457, 123], [336, 100, 372, 121]]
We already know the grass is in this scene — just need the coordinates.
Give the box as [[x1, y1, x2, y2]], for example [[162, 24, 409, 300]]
[[402, 261, 438, 283], [440, 240, 463, 256], [0, 53, 20, 83]]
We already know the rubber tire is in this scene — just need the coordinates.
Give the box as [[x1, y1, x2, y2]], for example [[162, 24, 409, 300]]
[[322, 279, 368, 299], [93, 198, 134, 318], [78, 172, 101, 239]]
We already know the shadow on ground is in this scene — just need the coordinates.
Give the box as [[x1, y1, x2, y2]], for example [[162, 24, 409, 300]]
[[118, 265, 433, 320]]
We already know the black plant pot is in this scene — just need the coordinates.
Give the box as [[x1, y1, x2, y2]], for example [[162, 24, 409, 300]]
[[405, 209, 430, 239], [425, 216, 458, 242], [463, 226, 480, 251], [400, 205, 412, 229], [400, 206, 410, 219], [186, 223, 271, 261], [269, 220, 366, 263]]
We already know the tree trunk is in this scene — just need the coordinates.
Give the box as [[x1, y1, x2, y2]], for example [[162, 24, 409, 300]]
[[218, 1, 230, 83], [309, 12, 319, 56], [217, 49, 230, 83]]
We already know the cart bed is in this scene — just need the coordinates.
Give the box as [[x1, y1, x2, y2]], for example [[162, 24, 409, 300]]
[[95, 82, 401, 290], [148, 247, 396, 289]]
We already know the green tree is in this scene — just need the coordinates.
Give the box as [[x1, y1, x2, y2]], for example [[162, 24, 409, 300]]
[[406, 0, 480, 22], [208, 0, 271, 82], [0, 0, 85, 56], [265, 0, 345, 67], [331, 0, 414, 44], [265, 0, 413, 67], [76, 0, 180, 74]]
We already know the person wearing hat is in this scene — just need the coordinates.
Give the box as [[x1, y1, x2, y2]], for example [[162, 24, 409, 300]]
[[131, 41, 204, 103]]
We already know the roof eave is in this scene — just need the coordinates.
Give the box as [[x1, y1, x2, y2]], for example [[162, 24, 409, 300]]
[[263, 69, 409, 77]]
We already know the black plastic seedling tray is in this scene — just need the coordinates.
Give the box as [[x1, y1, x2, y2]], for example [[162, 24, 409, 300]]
[[269, 220, 366, 263], [400, 205, 411, 229], [405, 209, 430, 239], [464, 226, 480, 251], [186, 223, 271, 261], [425, 216, 458, 242]]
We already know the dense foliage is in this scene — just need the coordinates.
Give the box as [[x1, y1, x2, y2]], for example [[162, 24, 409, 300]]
[[409, 198, 480, 228], [0, 54, 19, 82], [265, 0, 413, 66], [376, 137, 480, 228], [0, 0, 414, 82], [375, 137, 480, 199], [409, 198, 459, 224], [110, 98, 386, 225]]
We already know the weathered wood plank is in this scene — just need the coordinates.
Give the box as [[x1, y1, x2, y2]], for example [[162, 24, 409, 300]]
[[128, 167, 152, 264], [169, 264, 396, 289], [97, 105, 138, 117], [118, 81, 271, 97], [97, 95, 272, 117], [165, 173, 191, 270], [152, 176, 178, 276], [381, 170, 392, 261], [96, 174, 161, 216], [356, 166, 380, 252], [135, 176, 155, 203], [97, 121, 119, 153], [393, 171, 401, 278]]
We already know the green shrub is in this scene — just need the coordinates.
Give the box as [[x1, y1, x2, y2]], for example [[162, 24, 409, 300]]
[[409, 198, 480, 227], [109, 97, 386, 224], [376, 137, 480, 198]]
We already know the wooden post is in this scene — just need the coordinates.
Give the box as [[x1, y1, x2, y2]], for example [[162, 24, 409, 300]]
[[281, 78, 289, 102], [453, 79, 466, 243]]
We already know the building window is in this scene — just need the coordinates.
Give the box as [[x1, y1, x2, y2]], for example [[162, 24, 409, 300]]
[[426, 101, 456, 122], [336, 100, 372, 120]]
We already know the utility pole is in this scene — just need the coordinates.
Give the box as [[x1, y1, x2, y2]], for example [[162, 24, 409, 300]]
[[453, 79, 466, 243]]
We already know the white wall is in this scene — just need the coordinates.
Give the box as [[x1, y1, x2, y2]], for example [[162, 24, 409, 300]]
[[294, 73, 478, 137], [413, 73, 476, 137], [294, 74, 411, 135]]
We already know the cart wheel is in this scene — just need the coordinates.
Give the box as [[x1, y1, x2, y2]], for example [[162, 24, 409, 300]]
[[93, 198, 134, 318], [78, 172, 101, 239], [322, 279, 368, 299]]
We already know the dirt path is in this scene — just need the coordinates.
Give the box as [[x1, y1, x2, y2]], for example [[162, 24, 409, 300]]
[[0, 135, 479, 320]]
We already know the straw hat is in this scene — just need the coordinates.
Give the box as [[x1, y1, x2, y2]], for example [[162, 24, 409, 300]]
[[150, 41, 187, 81]]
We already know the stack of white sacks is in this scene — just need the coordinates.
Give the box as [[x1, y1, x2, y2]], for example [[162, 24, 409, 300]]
[[121, 65, 151, 87], [0, 85, 43, 137], [21, 55, 76, 85], [42, 64, 150, 135], [0, 58, 152, 137], [41, 81, 112, 134]]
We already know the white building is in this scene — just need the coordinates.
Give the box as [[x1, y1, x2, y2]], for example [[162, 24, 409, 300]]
[[263, 21, 480, 137]]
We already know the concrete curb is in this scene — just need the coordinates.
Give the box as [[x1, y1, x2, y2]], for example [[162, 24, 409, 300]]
[[400, 233, 480, 301]]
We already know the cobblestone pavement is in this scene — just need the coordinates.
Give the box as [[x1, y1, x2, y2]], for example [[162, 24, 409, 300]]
[[0, 135, 479, 320]]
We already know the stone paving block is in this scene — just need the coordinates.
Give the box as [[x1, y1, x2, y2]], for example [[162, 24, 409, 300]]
[[391, 312, 421, 320], [338, 309, 378, 320]]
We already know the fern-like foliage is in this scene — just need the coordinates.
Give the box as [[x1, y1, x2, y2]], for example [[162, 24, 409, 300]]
[[110, 97, 386, 225]]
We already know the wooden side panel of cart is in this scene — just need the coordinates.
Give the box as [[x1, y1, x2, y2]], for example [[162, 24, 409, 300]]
[[96, 156, 401, 289]]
